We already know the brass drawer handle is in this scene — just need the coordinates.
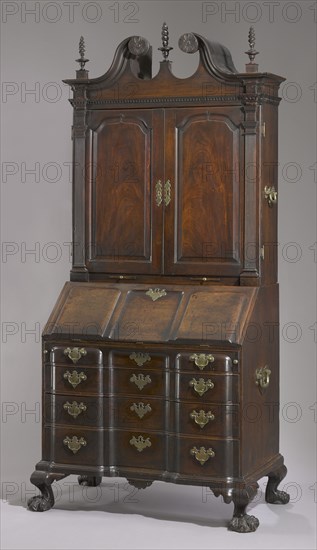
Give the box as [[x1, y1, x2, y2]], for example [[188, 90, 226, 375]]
[[130, 373, 152, 391], [255, 365, 271, 393], [129, 352, 151, 367], [63, 401, 87, 418], [63, 370, 87, 389], [189, 353, 215, 370], [63, 435, 87, 454], [190, 446, 215, 465], [264, 185, 277, 207], [130, 402, 152, 419], [189, 378, 214, 396], [64, 347, 87, 364], [129, 435, 152, 452], [190, 409, 215, 429], [155, 180, 163, 207]]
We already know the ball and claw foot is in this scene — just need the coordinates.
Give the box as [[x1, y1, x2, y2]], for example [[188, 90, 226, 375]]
[[228, 514, 259, 533], [266, 464, 290, 505], [78, 475, 102, 487], [266, 488, 290, 504], [27, 495, 54, 512]]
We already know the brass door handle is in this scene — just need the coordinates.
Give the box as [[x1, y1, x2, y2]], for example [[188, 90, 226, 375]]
[[264, 185, 277, 207], [189, 353, 215, 370], [190, 446, 215, 465], [255, 365, 271, 393], [63, 401, 87, 418], [64, 347, 87, 364], [190, 409, 215, 429], [63, 436, 87, 454], [189, 378, 214, 396], [63, 370, 87, 389]]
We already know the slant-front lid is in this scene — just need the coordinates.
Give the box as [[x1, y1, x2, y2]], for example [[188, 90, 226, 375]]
[[44, 282, 258, 345]]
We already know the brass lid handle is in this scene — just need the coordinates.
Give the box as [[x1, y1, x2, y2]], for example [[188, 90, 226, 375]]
[[190, 446, 215, 465], [63, 436, 87, 454], [189, 378, 214, 397], [63, 370, 87, 389], [190, 409, 215, 429], [189, 353, 215, 370], [264, 185, 277, 207], [64, 347, 87, 364], [63, 401, 87, 418]]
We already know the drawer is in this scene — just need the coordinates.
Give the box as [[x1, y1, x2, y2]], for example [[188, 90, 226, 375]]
[[45, 364, 107, 395], [114, 430, 166, 470], [113, 368, 166, 397], [112, 397, 165, 430], [43, 426, 105, 466], [177, 373, 239, 403], [173, 436, 239, 477], [44, 394, 106, 427], [176, 402, 239, 438], [175, 352, 238, 373], [110, 350, 168, 370], [47, 346, 103, 366]]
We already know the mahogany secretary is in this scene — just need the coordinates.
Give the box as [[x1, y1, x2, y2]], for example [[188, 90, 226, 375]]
[[28, 26, 290, 532]]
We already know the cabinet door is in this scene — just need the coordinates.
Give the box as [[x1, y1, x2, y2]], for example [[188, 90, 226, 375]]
[[164, 108, 243, 277], [86, 109, 164, 274]]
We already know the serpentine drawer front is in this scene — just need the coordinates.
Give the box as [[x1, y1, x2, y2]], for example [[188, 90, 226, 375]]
[[28, 26, 289, 533]]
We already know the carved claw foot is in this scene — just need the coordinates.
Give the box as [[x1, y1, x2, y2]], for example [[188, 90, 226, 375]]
[[78, 475, 102, 487], [27, 494, 54, 512], [229, 513, 259, 533], [266, 464, 290, 504]]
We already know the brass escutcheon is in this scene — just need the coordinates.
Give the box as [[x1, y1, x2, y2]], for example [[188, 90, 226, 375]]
[[130, 402, 152, 419], [164, 179, 172, 206], [63, 435, 87, 454], [129, 435, 152, 452], [63, 401, 87, 418], [145, 288, 167, 301], [155, 180, 163, 207], [63, 370, 87, 389], [190, 446, 215, 465], [189, 353, 215, 370], [129, 352, 151, 367], [190, 409, 215, 429], [255, 365, 271, 393], [63, 347, 87, 364], [130, 373, 152, 391], [189, 378, 214, 397]]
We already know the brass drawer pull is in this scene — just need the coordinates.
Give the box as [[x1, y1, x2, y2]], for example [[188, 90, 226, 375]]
[[190, 446, 215, 465], [264, 185, 277, 207], [63, 435, 87, 454], [189, 378, 214, 396], [129, 352, 151, 367], [130, 373, 152, 391], [63, 347, 87, 364], [63, 401, 87, 419], [130, 402, 152, 419], [63, 370, 87, 389], [190, 409, 215, 429], [189, 353, 215, 370], [129, 435, 152, 452], [255, 365, 271, 393]]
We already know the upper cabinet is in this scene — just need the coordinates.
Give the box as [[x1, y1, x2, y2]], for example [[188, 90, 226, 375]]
[[64, 30, 285, 286]]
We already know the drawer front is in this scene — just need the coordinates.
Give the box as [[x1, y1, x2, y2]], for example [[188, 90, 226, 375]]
[[114, 430, 166, 470], [174, 436, 239, 477], [43, 426, 105, 466], [48, 346, 103, 366], [113, 368, 166, 397], [177, 373, 238, 403], [176, 402, 239, 437], [44, 394, 106, 427], [110, 350, 168, 370], [113, 397, 165, 430], [176, 352, 238, 373], [45, 364, 107, 395]]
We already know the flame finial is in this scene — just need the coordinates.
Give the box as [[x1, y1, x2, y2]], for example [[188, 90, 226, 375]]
[[158, 23, 173, 60], [245, 26, 259, 72], [76, 36, 89, 71]]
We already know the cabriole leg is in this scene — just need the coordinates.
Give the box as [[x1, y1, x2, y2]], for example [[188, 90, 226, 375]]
[[28, 470, 64, 512], [266, 463, 290, 504]]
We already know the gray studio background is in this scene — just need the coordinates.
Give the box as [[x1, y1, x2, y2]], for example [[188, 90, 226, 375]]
[[1, 1, 316, 549]]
